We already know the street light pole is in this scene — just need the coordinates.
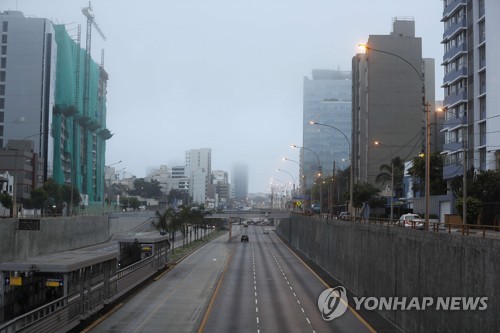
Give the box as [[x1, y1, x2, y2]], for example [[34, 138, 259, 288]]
[[360, 43, 430, 228], [374, 141, 395, 223], [104, 160, 122, 208], [309, 121, 353, 218], [291, 145, 322, 214], [277, 168, 296, 197], [283, 157, 303, 195]]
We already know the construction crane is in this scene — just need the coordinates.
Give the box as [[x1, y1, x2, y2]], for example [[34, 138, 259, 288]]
[[81, 1, 106, 196], [81, 1, 106, 117]]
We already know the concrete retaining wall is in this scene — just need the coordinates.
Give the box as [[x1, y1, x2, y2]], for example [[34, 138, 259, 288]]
[[0, 212, 155, 262], [277, 215, 500, 332]]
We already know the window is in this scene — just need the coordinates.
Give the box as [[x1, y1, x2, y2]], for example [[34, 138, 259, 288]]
[[0, 58, 5, 69], [0, 72, 5, 82], [0, 112, 4, 122], [1, 45, 5, 55], [0, 85, 4, 95], [478, 21, 485, 43], [479, 97, 486, 120], [2, 22, 7, 32], [479, 72, 486, 94], [479, 46, 486, 69], [0, 98, 4, 108], [1, 35, 6, 44], [479, 123, 486, 146]]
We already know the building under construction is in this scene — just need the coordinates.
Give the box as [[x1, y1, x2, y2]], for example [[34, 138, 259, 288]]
[[0, 10, 111, 209]]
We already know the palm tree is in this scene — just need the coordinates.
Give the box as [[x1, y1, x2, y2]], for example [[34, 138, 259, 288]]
[[154, 208, 176, 251], [375, 156, 405, 198]]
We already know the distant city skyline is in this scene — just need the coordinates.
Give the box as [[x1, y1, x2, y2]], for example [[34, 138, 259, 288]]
[[2, 1, 445, 193]]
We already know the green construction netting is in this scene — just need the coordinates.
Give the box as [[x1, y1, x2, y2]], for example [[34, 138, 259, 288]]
[[52, 24, 107, 204]]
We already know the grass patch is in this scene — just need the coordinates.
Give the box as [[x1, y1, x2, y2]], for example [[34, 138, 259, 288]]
[[168, 230, 226, 264]]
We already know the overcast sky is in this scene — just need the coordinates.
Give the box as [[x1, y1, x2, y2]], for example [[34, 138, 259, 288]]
[[5, 0, 444, 193]]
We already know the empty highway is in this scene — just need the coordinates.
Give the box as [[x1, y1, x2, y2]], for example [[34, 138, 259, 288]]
[[87, 224, 376, 333]]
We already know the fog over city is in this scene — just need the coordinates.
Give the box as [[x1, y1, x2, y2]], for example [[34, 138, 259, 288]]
[[4, 0, 444, 193]]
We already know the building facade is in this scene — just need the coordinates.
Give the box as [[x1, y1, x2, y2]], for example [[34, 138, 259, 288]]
[[302, 69, 352, 192], [352, 18, 435, 191], [232, 163, 248, 204], [1, 11, 55, 182], [441, 0, 500, 180], [0, 11, 111, 207], [185, 148, 211, 205]]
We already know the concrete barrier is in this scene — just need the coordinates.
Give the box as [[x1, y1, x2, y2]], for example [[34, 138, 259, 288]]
[[0, 212, 155, 262], [277, 215, 500, 332]]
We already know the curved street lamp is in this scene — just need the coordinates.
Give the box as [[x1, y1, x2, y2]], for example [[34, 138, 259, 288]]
[[277, 168, 296, 195], [291, 144, 323, 214], [309, 121, 353, 218], [359, 43, 431, 229], [103, 160, 122, 207], [283, 157, 303, 195]]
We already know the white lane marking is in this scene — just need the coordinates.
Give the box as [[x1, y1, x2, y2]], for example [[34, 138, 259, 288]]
[[262, 232, 316, 333]]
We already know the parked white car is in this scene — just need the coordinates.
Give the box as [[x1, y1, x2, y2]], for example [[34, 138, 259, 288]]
[[397, 214, 424, 230]]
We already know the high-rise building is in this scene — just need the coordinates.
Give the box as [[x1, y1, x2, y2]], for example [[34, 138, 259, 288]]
[[441, 0, 500, 180], [1, 11, 55, 182], [352, 18, 435, 189], [232, 163, 248, 203], [185, 148, 211, 205], [208, 170, 230, 209], [302, 69, 352, 192], [0, 11, 110, 208]]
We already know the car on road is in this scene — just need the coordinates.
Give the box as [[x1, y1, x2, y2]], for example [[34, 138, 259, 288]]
[[397, 214, 424, 230], [263, 228, 269, 234], [241, 235, 249, 242], [339, 212, 350, 220]]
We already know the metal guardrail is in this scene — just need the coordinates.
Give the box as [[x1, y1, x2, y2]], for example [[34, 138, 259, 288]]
[[0, 252, 165, 333], [295, 212, 500, 239]]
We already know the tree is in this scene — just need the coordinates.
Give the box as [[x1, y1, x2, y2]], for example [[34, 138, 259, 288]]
[[0, 192, 13, 216], [61, 184, 81, 209], [154, 209, 171, 234], [452, 169, 500, 225], [375, 156, 405, 198], [130, 178, 163, 199], [30, 188, 48, 210], [455, 196, 482, 225], [167, 189, 190, 206], [352, 182, 381, 210], [121, 196, 141, 210], [408, 152, 447, 196], [154, 208, 179, 252]]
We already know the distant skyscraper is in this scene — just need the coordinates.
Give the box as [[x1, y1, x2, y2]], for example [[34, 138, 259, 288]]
[[441, 0, 500, 179], [302, 69, 352, 191], [185, 148, 211, 204], [352, 18, 434, 189], [232, 163, 248, 203]]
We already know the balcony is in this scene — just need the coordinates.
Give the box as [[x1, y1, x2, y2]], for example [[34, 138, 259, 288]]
[[442, 0, 466, 19], [444, 90, 467, 107], [443, 163, 464, 180], [443, 43, 467, 64], [443, 141, 463, 152], [442, 67, 467, 86], [442, 18, 466, 41]]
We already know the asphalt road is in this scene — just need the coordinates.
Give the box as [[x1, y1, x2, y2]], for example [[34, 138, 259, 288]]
[[87, 224, 376, 333], [200, 224, 375, 333], [88, 232, 232, 333]]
